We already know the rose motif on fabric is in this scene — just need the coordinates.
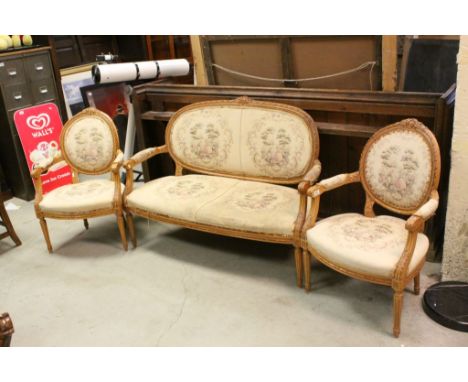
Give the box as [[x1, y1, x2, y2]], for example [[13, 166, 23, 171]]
[[174, 110, 233, 169], [64, 118, 115, 172], [378, 146, 419, 201], [167, 179, 213, 197], [234, 191, 280, 211], [74, 126, 105, 166], [248, 113, 305, 177], [55, 181, 107, 200], [364, 130, 432, 209], [331, 216, 401, 251]]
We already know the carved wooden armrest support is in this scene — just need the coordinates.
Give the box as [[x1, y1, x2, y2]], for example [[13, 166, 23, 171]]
[[298, 160, 322, 194], [124, 145, 168, 170], [111, 150, 124, 173], [307, 171, 360, 198], [405, 190, 439, 233]]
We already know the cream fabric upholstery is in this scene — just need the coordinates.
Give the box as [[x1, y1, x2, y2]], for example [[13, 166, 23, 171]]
[[63, 116, 116, 172], [126, 175, 240, 221], [307, 213, 429, 279], [363, 130, 433, 210], [240, 108, 312, 178], [169, 105, 313, 179], [126, 174, 301, 236], [40, 179, 123, 213]]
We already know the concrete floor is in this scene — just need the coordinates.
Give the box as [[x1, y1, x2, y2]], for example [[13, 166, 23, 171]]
[[1, 197, 467, 346]]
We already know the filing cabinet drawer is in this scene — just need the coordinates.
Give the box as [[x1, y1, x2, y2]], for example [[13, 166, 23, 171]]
[[0, 58, 26, 85], [23, 53, 53, 81], [3, 83, 33, 110], [31, 78, 57, 103]]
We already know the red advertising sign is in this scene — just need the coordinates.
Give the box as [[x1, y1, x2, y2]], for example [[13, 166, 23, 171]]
[[14, 103, 72, 194]]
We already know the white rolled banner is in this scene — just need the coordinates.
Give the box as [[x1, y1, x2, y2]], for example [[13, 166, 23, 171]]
[[92, 59, 190, 84]]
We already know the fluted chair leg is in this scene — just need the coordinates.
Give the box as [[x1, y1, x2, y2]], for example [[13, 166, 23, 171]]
[[393, 290, 404, 338], [39, 218, 52, 253], [414, 273, 420, 295], [126, 212, 137, 249], [303, 249, 311, 292], [116, 213, 128, 251], [294, 246, 303, 288]]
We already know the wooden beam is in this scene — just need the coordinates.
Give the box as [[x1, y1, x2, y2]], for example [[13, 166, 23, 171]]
[[190, 36, 209, 85], [382, 35, 398, 91]]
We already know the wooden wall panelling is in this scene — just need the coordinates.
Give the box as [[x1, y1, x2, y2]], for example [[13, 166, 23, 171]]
[[200, 36, 382, 90], [382, 35, 398, 91], [190, 36, 209, 85]]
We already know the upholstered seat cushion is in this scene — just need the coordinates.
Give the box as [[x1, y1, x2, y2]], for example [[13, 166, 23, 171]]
[[126, 174, 302, 236], [306, 213, 429, 279], [39, 179, 123, 213]]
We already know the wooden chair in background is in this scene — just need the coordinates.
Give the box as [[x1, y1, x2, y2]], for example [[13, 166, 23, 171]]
[[0, 313, 14, 347], [32, 108, 127, 253]]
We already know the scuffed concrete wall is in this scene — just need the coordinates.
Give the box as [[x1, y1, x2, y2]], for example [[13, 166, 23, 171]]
[[442, 35, 468, 281]]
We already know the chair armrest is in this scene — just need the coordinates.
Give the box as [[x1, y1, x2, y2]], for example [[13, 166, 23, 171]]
[[298, 160, 322, 194], [307, 171, 360, 198], [405, 190, 439, 232], [110, 150, 124, 173], [124, 145, 168, 170], [123, 145, 168, 197]]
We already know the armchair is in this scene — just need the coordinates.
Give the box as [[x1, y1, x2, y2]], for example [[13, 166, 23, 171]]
[[302, 119, 441, 337], [33, 108, 127, 253]]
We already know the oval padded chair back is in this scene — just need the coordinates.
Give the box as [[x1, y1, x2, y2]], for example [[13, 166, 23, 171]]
[[359, 118, 441, 214], [166, 97, 319, 184], [61, 108, 119, 174]]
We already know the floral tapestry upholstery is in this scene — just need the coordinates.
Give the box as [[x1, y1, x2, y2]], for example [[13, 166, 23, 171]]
[[169, 105, 313, 180], [125, 174, 302, 236], [39, 180, 124, 213], [306, 213, 429, 278], [362, 128, 434, 210], [63, 116, 116, 173]]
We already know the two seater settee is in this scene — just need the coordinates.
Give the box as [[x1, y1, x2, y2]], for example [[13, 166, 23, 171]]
[[123, 97, 321, 287]]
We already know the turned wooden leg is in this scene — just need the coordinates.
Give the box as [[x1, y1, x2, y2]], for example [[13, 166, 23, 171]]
[[116, 213, 128, 251], [126, 212, 137, 249], [83, 219, 89, 230], [39, 218, 52, 253], [294, 246, 303, 288], [414, 273, 420, 295], [393, 290, 404, 338], [303, 249, 311, 292], [0, 202, 21, 246]]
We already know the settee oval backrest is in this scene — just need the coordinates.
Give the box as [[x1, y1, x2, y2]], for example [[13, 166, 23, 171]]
[[166, 97, 319, 184]]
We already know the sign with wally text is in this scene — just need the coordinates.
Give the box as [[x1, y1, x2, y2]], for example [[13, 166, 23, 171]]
[[14, 103, 72, 194]]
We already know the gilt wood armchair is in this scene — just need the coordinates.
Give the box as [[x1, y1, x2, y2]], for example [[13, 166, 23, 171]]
[[33, 108, 127, 253], [301, 119, 441, 337]]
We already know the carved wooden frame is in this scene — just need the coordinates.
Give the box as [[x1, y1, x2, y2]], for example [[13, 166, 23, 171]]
[[124, 97, 321, 288], [301, 119, 441, 337], [0, 313, 14, 347], [33, 108, 127, 253]]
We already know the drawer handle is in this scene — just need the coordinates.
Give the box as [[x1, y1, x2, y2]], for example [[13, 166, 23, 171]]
[[14, 93, 23, 100], [8, 69, 17, 76], [35, 64, 44, 71], [39, 86, 48, 94]]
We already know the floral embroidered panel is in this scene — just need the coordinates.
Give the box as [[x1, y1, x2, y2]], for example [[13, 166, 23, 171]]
[[63, 116, 116, 172], [363, 130, 433, 210]]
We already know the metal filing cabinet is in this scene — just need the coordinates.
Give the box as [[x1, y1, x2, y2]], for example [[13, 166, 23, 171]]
[[0, 47, 63, 200]]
